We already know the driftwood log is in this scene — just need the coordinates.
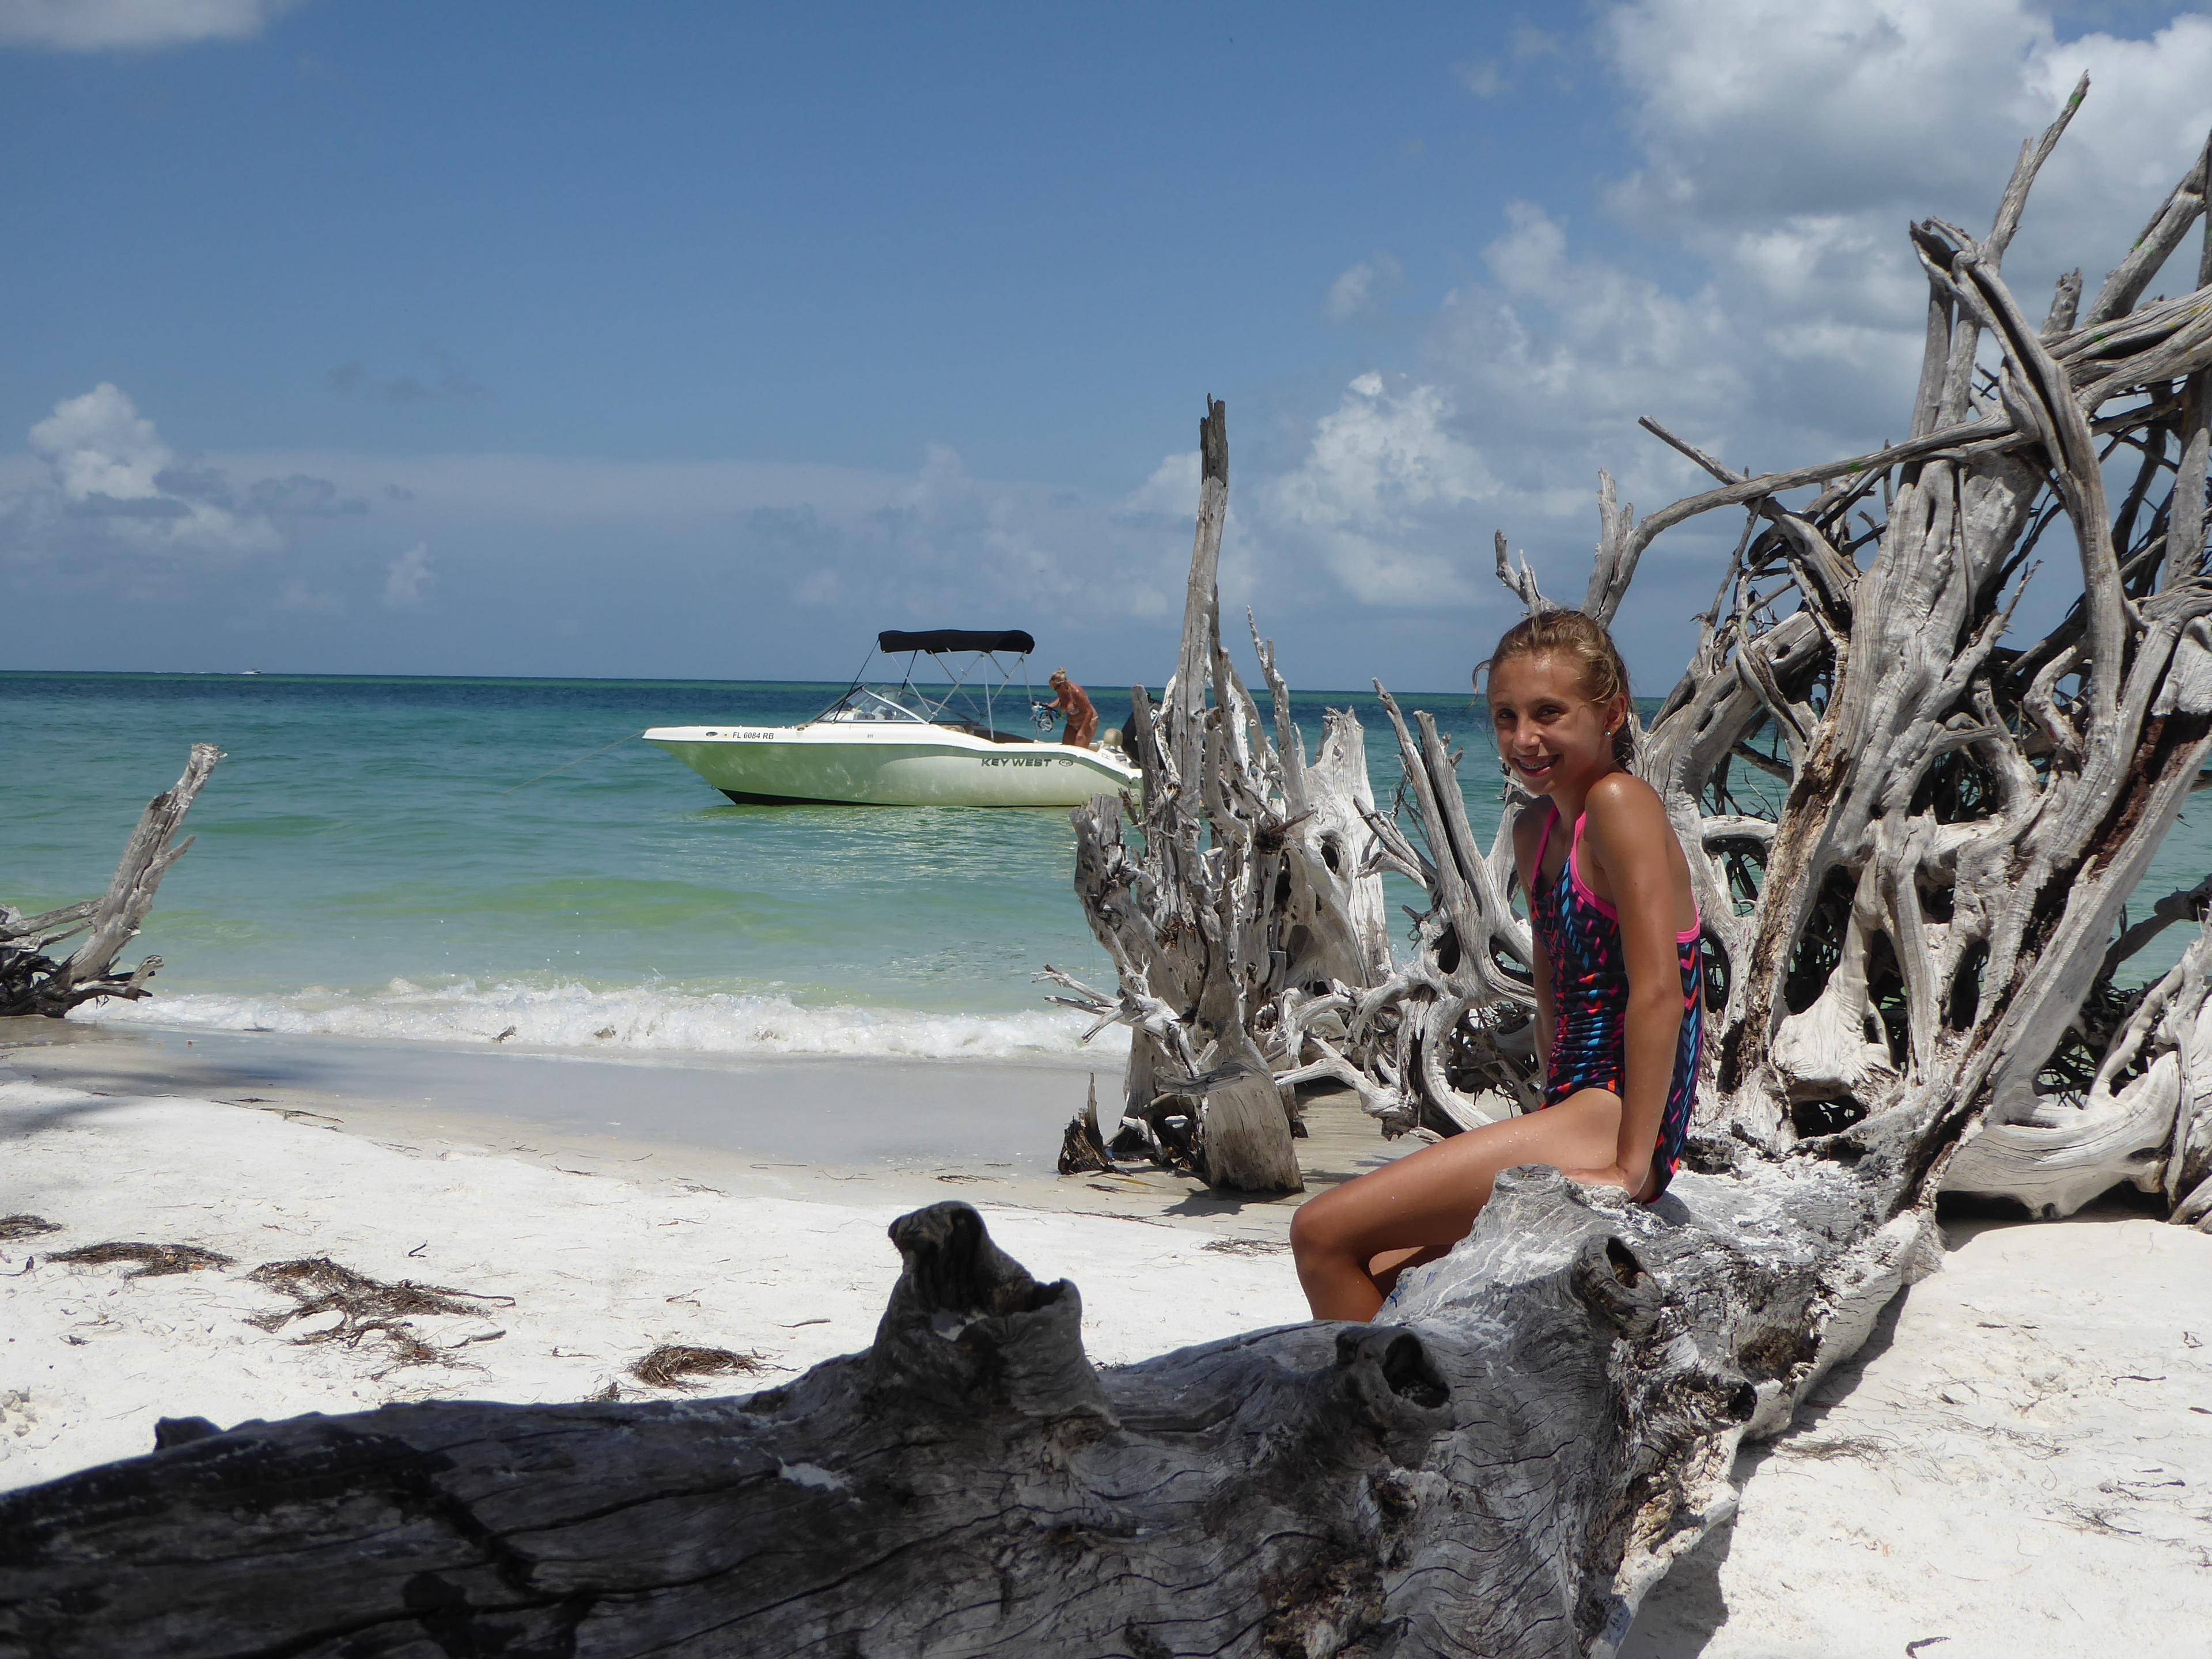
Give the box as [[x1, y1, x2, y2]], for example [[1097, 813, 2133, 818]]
[[0, 745, 221, 1018], [5, 88, 2212, 1659]]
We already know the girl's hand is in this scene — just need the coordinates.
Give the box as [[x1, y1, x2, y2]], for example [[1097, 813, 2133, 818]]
[[1562, 1160, 1649, 1196]]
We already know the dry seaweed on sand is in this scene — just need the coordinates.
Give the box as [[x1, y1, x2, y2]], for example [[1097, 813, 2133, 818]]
[[630, 1344, 771, 1390], [247, 1256, 513, 1369], [48, 1241, 232, 1278], [0, 1214, 62, 1242], [1200, 1236, 1289, 1256]]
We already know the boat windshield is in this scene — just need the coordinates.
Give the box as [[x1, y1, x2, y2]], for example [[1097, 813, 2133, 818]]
[[816, 688, 932, 724], [806, 642, 1043, 738]]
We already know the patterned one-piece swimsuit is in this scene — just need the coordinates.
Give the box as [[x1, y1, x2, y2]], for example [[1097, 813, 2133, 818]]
[[1528, 805, 1703, 1200]]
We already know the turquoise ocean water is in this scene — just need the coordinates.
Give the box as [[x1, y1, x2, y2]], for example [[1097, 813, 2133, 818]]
[[5, 672, 2207, 1065], [0, 673, 1494, 1065]]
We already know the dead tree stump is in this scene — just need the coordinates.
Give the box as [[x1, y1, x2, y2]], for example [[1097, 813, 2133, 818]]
[[0, 745, 221, 1018]]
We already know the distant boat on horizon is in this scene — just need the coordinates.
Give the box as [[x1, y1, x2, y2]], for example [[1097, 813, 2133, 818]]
[[643, 629, 1141, 808]]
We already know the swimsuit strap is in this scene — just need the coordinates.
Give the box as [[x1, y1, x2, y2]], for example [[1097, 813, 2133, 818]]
[[1569, 810, 1601, 910], [1571, 805, 1706, 941]]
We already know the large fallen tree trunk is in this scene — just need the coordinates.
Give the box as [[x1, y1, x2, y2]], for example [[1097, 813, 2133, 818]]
[[1, 1179, 1926, 1659], [5, 87, 2211, 1659], [0, 745, 222, 1018]]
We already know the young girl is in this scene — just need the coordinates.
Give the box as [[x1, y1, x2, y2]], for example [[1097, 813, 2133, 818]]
[[1289, 609, 1703, 1321]]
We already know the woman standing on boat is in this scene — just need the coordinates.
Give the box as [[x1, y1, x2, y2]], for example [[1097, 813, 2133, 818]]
[[1048, 669, 1098, 750], [1289, 609, 1703, 1320]]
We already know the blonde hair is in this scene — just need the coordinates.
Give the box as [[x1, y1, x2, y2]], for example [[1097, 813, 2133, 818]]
[[1476, 608, 1636, 768]]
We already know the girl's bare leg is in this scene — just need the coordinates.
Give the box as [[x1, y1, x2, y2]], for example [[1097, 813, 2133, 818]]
[[1288, 1089, 1624, 1321]]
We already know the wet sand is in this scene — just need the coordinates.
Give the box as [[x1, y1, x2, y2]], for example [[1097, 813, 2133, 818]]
[[0, 1017, 1407, 1224]]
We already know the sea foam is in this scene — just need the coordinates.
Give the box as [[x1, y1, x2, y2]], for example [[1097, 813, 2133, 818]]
[[75, 979, 1129, 1066]]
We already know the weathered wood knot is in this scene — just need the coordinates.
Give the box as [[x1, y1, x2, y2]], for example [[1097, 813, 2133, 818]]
[[1331, 1327, 1452, 1464], [868, 1203, 1112, 1423], [1567, 1234, 1664, 1341], [1334, 1327, 1449, 1410], [152, 1416, 221, 1451]]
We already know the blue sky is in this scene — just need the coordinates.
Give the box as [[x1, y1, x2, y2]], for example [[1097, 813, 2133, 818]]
[[5, 1, 2210, 690]]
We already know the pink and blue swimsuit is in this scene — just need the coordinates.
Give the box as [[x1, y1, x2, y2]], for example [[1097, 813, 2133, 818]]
[[1528, 805, 1703, 1199]]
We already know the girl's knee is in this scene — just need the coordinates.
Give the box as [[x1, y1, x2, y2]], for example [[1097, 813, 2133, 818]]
[[1287, 1196, 1331, 1262], [1289, 1190, 1357, 1264]]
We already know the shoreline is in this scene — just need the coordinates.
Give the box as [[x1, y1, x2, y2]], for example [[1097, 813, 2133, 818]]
[[0, 1017, 1406, 1217], [69, 984, 1135, 1073], [4, 1022, 2209, 1655], [8, 1018, 1110, 1199]]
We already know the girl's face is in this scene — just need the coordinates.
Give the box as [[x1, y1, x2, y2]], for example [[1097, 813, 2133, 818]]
[[1486, 650, 1627, 796]]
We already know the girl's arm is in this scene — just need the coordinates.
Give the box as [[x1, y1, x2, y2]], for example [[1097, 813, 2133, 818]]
[[1574, 774, 1691, 1196], [1513, 809, 1555, 1072]]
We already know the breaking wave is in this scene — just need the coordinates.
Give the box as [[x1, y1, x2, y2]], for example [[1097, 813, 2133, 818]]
[[74, 978, 1128, 1065]]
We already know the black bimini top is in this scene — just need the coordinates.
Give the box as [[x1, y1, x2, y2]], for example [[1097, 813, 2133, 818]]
[[877, 628, 1036, 655]]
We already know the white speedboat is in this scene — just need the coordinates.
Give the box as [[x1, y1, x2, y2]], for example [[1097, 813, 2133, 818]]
[[643, 629, 1142, 808]]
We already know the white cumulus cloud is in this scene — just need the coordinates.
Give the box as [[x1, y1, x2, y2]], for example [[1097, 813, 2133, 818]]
[[1260, 373, 1497, 607], [1246, 1, 2212, 677], [1324, 252, 1405, 321], [1124, 451, 1201, 520], [382, 541, 432, 609], [29, 381, 172, 503], [1601, 0, 2212, 313], [0, 0, 304, 51], [1435, 202, 1749, 455], [21, 383, 279, 556]]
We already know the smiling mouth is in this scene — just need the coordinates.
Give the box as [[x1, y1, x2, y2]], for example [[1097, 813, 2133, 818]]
[[1512, 753, 1558, 779]]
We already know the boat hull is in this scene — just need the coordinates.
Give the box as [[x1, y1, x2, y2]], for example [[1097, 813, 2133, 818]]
[[642, 724, 1140, 808]]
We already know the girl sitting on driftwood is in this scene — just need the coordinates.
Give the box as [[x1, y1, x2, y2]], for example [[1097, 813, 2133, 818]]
[[1290, 609, 1703, 1320]]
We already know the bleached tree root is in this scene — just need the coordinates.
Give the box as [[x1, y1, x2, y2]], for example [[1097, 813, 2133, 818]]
[[1061, 401, 1388, 1192], [1942, 915, 2212, 1219], [0, 1167, 1936, 1659], [0, 745, 222, 1019], [1305, 82, 2212, 1232]]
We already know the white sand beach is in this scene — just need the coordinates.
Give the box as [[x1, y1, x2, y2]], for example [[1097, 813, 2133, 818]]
[[3, 1022, 2208, 1658], [1624, 1209, 2212, 1657]]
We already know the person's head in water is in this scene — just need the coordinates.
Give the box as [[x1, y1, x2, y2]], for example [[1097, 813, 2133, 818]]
[[1477, 609, 1635, 794]]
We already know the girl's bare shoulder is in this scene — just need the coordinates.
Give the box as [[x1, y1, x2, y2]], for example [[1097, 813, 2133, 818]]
[[1583, 768, 1665, 827]]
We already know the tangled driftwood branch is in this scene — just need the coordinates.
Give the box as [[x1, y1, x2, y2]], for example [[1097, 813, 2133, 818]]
[[1042, 399, 1391, 1189], [0, 745, 222, 1018], [1116, 79, 2212, 1238]]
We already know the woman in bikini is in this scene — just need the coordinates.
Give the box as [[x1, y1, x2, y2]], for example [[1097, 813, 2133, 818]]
[[1289, 609, 1703, 1321]]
